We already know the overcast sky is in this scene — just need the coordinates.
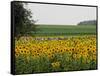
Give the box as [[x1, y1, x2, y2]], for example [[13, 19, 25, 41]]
[[24, 3, 96, 25]]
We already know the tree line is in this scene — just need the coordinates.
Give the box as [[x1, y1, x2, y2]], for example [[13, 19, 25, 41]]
[[77, 20, 97, 26]]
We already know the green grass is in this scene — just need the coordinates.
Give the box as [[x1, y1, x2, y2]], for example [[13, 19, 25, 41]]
[[33, 24, 96, 36]]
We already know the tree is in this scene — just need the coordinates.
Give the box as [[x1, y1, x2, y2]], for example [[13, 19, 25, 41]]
[[13, 2, 36, 38], [77, 20, 96, 26]]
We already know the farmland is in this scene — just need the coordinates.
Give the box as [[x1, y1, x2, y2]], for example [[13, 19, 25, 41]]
[[15, 35, 97, 74], [33, 24, 96, 36], [15, 24, 97, 74]]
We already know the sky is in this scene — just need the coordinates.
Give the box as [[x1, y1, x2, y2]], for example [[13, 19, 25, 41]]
[[24, 3, 96, 25]]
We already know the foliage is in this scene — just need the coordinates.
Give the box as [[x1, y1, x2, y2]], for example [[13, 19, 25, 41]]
[[13, 2, 36, 38]]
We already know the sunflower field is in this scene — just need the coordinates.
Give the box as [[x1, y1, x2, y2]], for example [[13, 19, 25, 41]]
[[15, 35, 97, 74]]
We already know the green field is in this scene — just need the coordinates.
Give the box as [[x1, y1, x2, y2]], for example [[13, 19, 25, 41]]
[[33, 24, 96, 36]]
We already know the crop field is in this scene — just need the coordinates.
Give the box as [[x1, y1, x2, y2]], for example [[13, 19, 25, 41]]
[[14, 24, 97, 74], [34, 25, 96, 36], [15, 35, 97, 74]]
